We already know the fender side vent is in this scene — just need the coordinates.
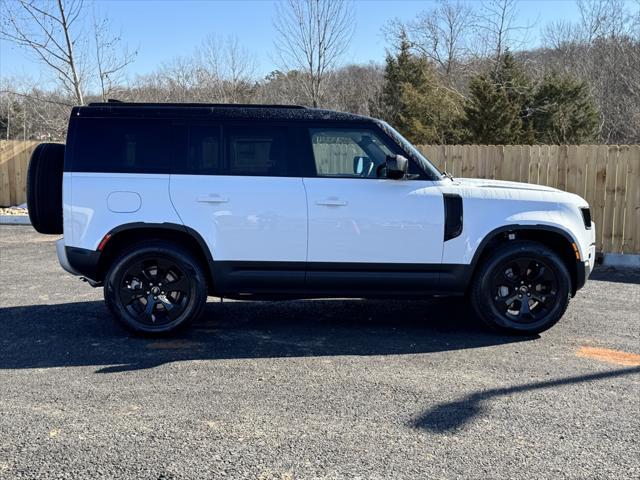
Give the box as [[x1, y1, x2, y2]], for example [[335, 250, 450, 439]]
[[580, 207, 592, 229], [443, 193, 463, 241]]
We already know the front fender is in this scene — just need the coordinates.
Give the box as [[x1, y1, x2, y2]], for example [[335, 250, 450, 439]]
[[442, 198, 593, 266]]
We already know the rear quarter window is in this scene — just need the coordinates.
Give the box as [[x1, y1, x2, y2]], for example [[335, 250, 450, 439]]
[[70, 118, 186, 173]]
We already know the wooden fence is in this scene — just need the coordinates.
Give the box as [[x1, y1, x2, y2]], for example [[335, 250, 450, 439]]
[[418, 145, 640, 254], [0, 141, 638, 254], [0, 140, 39, 208]]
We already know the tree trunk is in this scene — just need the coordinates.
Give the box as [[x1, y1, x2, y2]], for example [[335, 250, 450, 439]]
[[57, 0, 84, 105]]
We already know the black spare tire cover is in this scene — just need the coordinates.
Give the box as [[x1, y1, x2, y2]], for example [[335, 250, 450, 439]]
[[27, 143, 65, 234]]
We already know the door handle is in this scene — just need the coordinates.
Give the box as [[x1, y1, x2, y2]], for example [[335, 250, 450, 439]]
[[316, 198, 348, 207], [197, 194, 229, 203]]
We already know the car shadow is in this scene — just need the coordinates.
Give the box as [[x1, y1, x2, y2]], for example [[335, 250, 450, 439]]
[[589, 267, 640, 285], [411, 366, 640, 433], [0, 297, 535, 373]]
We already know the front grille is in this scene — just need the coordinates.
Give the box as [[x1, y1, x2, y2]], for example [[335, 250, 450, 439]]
[[581, 207, 592, 229]]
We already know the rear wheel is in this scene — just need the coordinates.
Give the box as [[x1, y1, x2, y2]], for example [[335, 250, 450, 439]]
[[471, 241, 571, 334], [104, 242, 207, 335]]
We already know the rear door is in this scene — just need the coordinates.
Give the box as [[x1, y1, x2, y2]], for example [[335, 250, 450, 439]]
[[170, 122, 308, 294], [302, 126, 445, 293]]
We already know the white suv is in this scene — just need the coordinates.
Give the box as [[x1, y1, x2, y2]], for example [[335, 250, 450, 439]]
[[27, 102, 596, 335]]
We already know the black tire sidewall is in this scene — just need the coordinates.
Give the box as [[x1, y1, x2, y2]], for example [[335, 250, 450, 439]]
[[472, 241, 571, 334], [104, 242, 207, 335], [27, 143, 64, 234]]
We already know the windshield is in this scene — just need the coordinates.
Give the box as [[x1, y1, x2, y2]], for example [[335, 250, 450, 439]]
[[377, 121, 443, 180]]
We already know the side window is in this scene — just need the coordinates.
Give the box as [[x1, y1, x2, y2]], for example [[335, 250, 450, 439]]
[[188, 124, 221, 174], [225, 125, 288, 176], [72, 118, 186, 173], [309, 128, 394, 178]]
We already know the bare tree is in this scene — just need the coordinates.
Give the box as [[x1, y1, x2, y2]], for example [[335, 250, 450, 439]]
[[320, 62, 384, 114], [125, 34, 258, 105], [475, 0, 532, 68], [198, 34, 256, 103], [1, 0, 86, 104], [157, 56, 202, 103], [1, 0, 136, 105], [385, 0, 475, 82], [92, 11, 137, 102], [541, 0, 640, 143], [273, 0, 355, 107], [223, 36, 256, 103], [0, 78, 73, 140], [257, 70, 309, 105]]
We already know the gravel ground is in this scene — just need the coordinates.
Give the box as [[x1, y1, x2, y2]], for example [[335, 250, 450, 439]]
[[0, 225, 639, 480]]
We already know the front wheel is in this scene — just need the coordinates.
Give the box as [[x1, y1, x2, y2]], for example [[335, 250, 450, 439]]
[[104, 241, 208, 335], [471, 241, 571, 335]]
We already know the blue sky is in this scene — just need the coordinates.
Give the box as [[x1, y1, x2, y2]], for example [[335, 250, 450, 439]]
[[0, 0, 595, 83]]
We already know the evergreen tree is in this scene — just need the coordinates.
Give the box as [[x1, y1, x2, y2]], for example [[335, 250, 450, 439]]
[[378, 35, 464, 144], [464, 51, 532, 144], [464, 74, 523, 144], [465, 51, 600, 145], [532, 73, 599, 144]]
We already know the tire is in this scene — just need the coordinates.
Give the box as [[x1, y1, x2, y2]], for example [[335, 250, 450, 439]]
[[104, 241, 208, 335], [471, 240, 571, 335], [27, 143, 65, 234]]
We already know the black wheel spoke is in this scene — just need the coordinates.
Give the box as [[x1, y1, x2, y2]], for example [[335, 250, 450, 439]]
[[120, 287, 143, 305], [531, 292, 554, 308], [489, 255, 560, 325], [143, 294, 157, 317], [140, 267, 155, 284], [163, 299, 184, 320], [512, 259, 530, 280], [503, 294, 519, 307], [518, 298, 531, 319], [503, 274, 520, 287], [501, 264, 522, 286], [165, 276, 190, 294], [155, 258, 175, 282]]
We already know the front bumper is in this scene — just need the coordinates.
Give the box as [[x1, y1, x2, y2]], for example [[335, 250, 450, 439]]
[[575, 242, 596, 292]]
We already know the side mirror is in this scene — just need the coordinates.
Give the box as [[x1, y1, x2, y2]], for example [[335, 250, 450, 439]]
[[385, 154, 408, 179]]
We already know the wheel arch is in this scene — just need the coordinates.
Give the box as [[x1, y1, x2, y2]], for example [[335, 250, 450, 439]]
[[469, 225, 580, 296], [97, 222, 215, 291]]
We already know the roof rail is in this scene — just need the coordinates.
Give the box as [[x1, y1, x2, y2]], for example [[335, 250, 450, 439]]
[[87, 101, 307, 109]]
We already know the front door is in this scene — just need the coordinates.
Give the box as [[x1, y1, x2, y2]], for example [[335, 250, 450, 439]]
[[302, 127, 445, 293]]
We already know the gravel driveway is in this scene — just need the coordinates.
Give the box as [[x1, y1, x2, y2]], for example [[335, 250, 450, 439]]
[[1, 225, 639, 479]]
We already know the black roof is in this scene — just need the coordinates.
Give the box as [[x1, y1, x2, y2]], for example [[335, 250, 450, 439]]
[[89, 101, 308, 109], [77, 102, 376, 123]]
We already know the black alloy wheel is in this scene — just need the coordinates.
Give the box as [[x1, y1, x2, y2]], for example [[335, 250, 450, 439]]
[[119, 258, 191, 326], [471, 240, 571, 334], [105, 241, 207, 335], [489, 256, 559, 324]]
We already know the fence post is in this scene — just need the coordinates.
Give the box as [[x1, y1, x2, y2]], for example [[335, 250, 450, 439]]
[[602, 146, 619, 253], [627, 145, 640, 254], [612, 145, 629, 253]]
